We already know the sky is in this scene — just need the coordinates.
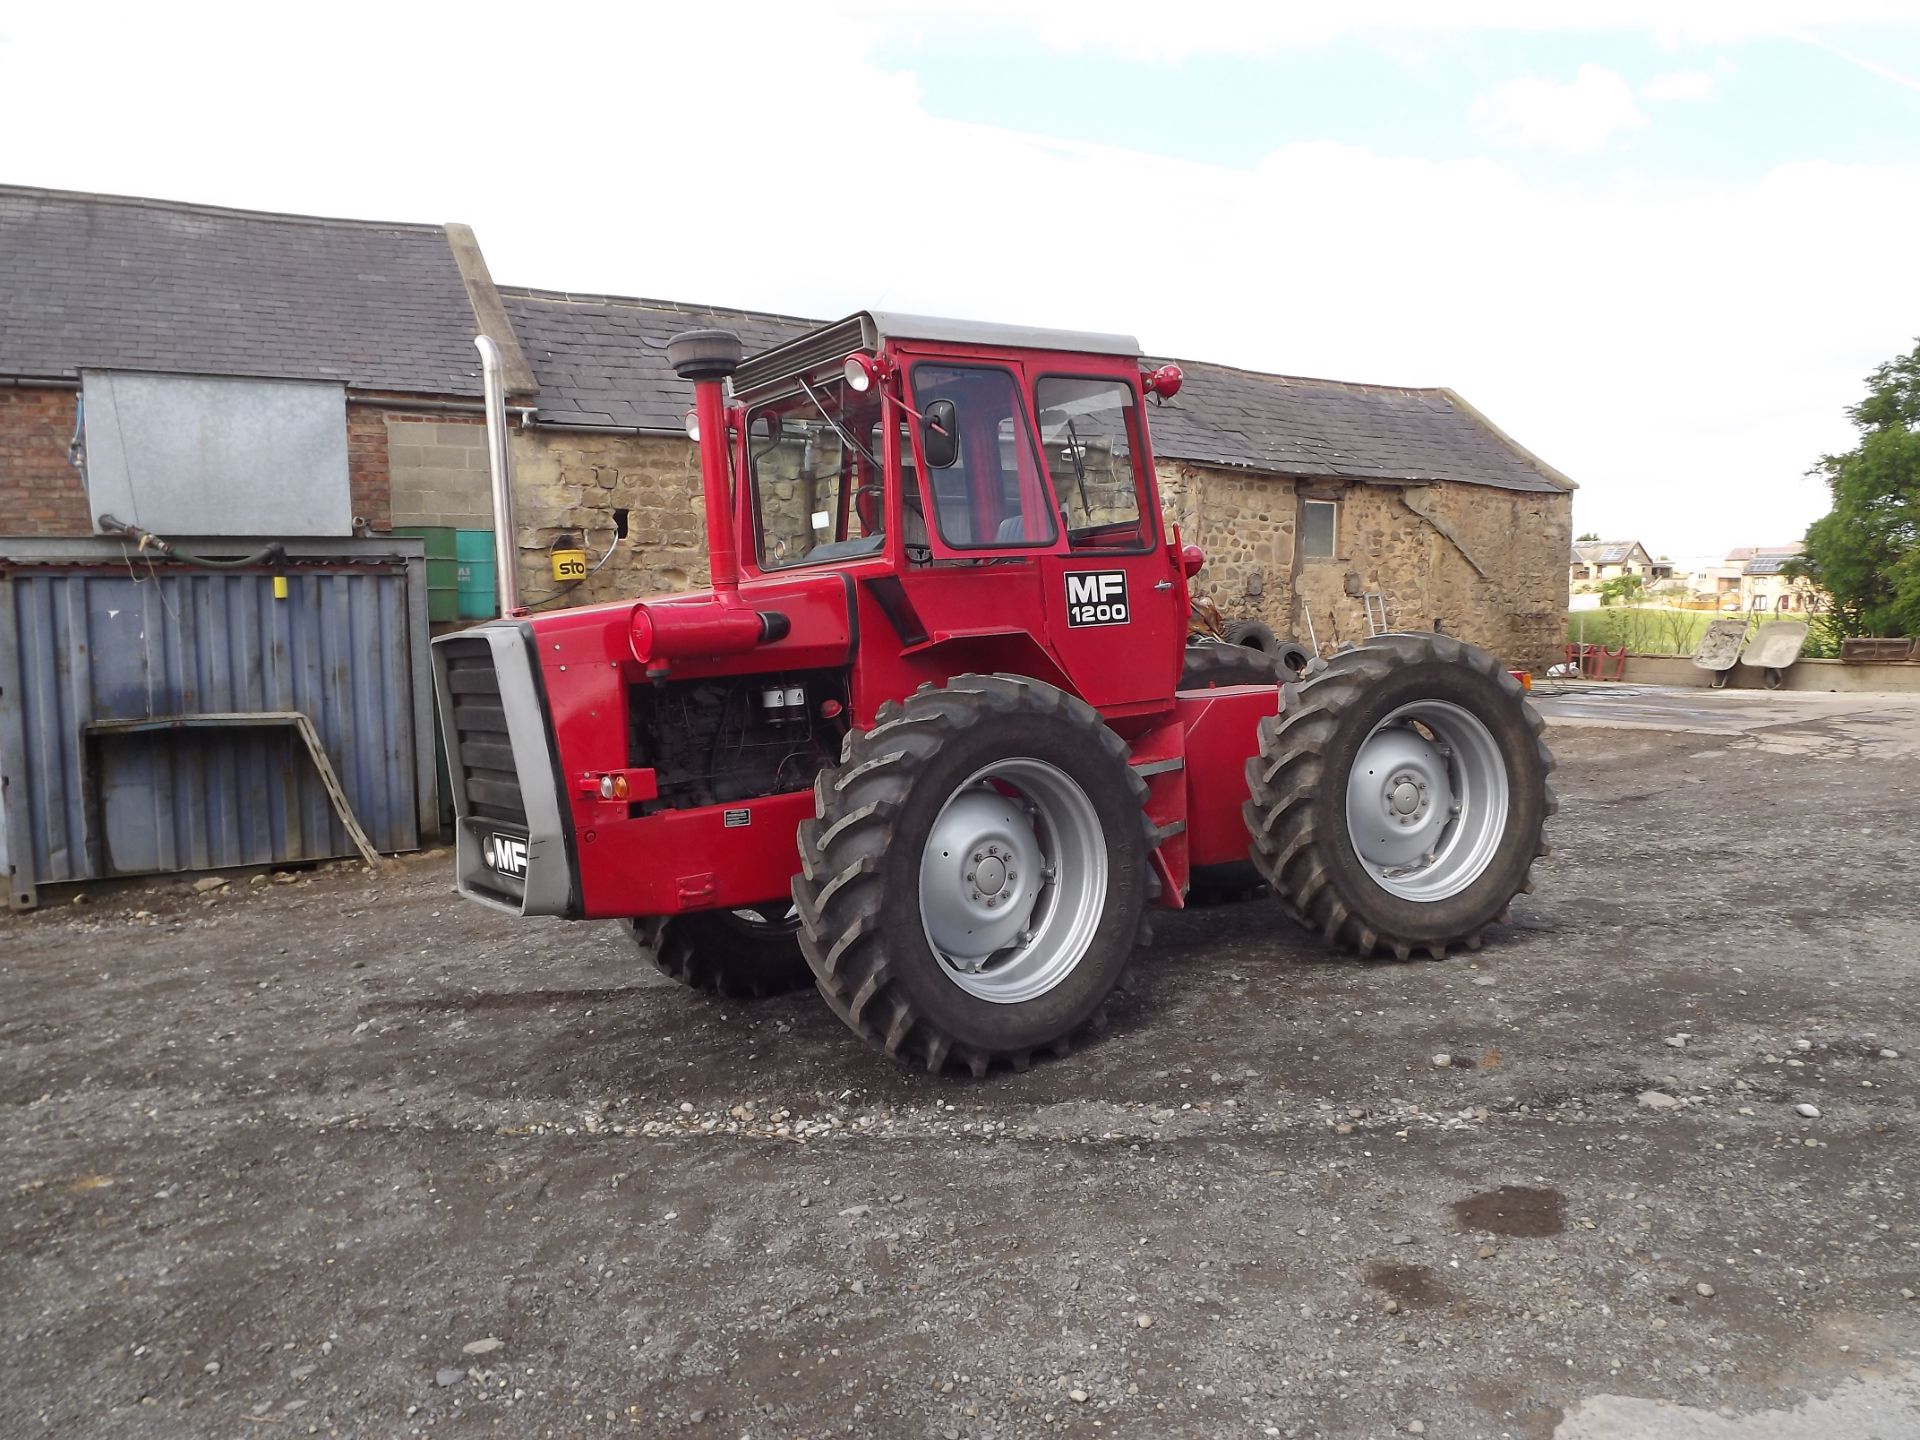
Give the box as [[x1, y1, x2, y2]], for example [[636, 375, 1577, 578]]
[[5, 1, 1920, 558]]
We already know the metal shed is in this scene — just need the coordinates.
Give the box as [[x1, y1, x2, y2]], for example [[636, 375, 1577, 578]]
[[0, 537, 437, 909]]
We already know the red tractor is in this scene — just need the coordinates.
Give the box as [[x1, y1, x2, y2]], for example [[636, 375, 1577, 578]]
[[435, 314, 1553, 1074]]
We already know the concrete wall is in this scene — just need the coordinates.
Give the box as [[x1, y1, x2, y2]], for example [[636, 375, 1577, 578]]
[[1161, 460, 1571, 671], [1616, 653, 1920, 693], [386, 414, 489, 530]]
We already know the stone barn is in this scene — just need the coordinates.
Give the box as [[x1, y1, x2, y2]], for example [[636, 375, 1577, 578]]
[[496, 295, 1573, 669]]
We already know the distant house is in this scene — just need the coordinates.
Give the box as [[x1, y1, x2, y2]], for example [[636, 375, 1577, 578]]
[[1740, 546, 1823, 614], [1570, 541, 1670, 591]]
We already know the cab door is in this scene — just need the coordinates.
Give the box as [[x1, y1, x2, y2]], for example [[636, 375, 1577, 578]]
[[889, 359, 1057, 664], [1029, 372, 1183, 710]]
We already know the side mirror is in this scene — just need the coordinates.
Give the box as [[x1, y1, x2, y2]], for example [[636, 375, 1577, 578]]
[[921, 399, 959, 469]]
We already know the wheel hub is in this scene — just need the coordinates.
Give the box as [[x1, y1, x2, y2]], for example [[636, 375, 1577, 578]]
[[1344, 701, 1512, 902], [917, 757, 1109, 1005], [922, 790, 1040, 964], [973, 853, 1008, 897]]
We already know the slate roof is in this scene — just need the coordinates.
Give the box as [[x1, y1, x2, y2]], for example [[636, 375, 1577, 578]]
[[1146, 359, 1567, 494], [0, 186, 483, 396], [499, 288, 815, 429], [498, 292, 1571, 494]]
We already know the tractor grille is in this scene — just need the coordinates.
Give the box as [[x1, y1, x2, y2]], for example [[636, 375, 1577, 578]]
[[438, 637, 527, 826]]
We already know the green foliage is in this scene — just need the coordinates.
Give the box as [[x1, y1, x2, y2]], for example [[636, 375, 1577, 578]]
[[1596, 574, 1645, 607], [1564, 605, 1709, 656], [1575, 531, 1600, 542], [1794, 339, 1920, 637]]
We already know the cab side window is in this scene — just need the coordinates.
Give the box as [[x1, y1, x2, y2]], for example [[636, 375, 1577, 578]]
[[908, 364, 1057, 549], [1035, 377, 1150, 550]]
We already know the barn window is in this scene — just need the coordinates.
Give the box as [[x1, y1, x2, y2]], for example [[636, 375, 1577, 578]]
[[1301, 499, 1338, 559]]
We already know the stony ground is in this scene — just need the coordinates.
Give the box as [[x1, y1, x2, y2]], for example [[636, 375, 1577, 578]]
[[3, 688, 1918, 1440]]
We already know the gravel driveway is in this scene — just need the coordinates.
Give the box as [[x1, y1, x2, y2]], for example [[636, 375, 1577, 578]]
[[4, 691, 1918, 1439]]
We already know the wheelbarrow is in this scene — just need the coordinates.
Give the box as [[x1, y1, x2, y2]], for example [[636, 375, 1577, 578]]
[[1691, 617, 1749, 689], [1740, 620, 1810, 689]]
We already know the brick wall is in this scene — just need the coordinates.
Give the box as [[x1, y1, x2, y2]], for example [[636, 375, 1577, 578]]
[[345, 403, 392, 532], [386, 413, 490, 530], [1, 389, 404, 538], [0, 387, 92, 535]]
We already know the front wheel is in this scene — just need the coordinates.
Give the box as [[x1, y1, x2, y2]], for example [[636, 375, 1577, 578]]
[[1243, 633, 1554, 958], [793, 674, 1154, 1075], [627, 904, 811, 998]]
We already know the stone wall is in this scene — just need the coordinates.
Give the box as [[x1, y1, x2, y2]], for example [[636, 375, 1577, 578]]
[[504, 428, 1570, 670], [506, 428, 709, 605], [1161, 460, 1570, 671]]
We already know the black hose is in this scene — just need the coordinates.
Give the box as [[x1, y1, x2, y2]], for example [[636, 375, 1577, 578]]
[[97, 514, 286, 570]]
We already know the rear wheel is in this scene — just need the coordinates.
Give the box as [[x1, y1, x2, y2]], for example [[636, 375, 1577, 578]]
[[628, 904, 811, 998], [1180, 642, 1293, 690], [1243, 633, 1554, 958], [793, 674, 1154, 1075]]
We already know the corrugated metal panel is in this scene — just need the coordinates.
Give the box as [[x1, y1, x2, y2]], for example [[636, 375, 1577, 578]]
[[0, 539, 436, 908]]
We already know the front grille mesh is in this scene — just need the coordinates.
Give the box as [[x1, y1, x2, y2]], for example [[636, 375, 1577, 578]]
[[440, 638, 527, 825]]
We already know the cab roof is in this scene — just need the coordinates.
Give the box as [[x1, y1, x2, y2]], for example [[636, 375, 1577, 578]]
[[732, 311, 1142, 395]]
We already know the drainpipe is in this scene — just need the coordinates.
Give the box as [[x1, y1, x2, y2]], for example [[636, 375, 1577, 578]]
[[475, 335, 522, 615]]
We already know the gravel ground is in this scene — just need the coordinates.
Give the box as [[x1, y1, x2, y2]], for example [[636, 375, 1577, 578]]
[[3, 693, 1918, 1439]]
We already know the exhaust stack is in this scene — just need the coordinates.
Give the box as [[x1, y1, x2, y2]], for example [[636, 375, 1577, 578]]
[[667, 329, 745, 603], [475, 334, 522, 615]]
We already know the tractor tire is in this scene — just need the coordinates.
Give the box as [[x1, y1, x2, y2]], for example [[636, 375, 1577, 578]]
[[627, 904, 811, 999], [792, 674, 1155, 1075], [1242, 632, 1554, 959], [1224, 618, 1278, 653], [1180, 642, 1294, 690], [1274, 639, 1314, 676]]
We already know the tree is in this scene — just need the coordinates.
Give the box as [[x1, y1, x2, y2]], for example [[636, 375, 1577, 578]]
[[1596, 574, 1644, 607], [1576, 531, 1601, 542], [1794, 339, 1920, 636]]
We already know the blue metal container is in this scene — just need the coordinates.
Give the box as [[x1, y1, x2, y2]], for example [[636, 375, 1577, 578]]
[[0, 537, 437, 909]]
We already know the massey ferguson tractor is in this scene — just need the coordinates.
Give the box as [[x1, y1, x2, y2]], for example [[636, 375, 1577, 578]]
[[435, 314, 1553, 1075]]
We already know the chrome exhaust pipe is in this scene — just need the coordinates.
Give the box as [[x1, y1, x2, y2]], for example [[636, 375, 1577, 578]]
[[475, 334, 522, 615]]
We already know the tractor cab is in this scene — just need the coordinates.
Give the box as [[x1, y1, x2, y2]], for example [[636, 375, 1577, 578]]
[[726, 313, 1192, 715]]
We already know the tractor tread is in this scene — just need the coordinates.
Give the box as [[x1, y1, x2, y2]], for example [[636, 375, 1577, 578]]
[[627, 911, 812, 1000], [792, 673, 1156, 1076], [1242, 632, 1554, 959]]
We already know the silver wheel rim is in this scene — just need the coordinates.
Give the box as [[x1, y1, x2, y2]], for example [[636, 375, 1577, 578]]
[[918, 758, 1107, 1004], [1345, 700, 1510, 902], [725, 902, 799, 934]]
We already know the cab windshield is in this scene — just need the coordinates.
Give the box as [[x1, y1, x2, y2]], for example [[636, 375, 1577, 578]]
[[748, 374, 894, 570]]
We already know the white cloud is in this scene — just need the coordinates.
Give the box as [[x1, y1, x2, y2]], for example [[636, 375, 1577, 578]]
[[1642, 68, 1720, 102], [1470, 65, 1648, 152], [2, 3, 1914, 555]]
